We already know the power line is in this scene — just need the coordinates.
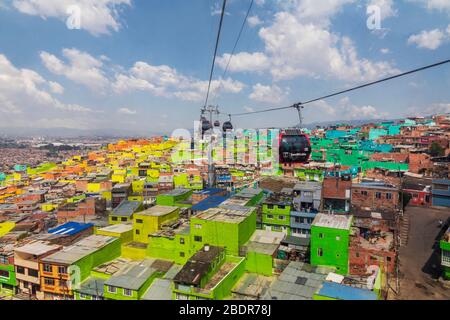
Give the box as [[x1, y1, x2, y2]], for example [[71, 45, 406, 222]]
[[203, 0, 227, 108], [211, 0, 254, 102], [228, 58, 450, 117]]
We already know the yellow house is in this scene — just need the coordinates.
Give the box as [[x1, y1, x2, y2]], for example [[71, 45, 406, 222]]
[[133, 206, 179, 244], [0, 222, 15, 237]]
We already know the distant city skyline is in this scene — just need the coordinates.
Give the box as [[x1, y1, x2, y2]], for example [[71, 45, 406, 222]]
[[0, 0, 450, 135]]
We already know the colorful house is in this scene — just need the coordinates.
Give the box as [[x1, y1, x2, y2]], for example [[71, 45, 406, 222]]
[[310, 214, 353, 275], [133, 205, 180, 244], [39, 235, 121, 299], [109, 200, 143, 225], [104, 265, 160, 300], [441, 227, 450, 280]]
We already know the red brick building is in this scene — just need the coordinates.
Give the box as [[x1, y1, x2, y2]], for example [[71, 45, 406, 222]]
[[351, 182, 400, 212], [321, 176, 352, 212]]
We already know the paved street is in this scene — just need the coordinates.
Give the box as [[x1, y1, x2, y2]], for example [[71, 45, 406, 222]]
[[394, 206, 450, 300]]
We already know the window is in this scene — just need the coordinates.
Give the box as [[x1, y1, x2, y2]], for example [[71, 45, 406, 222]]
[[28, 269, 39, 277], [336, 236, 341, 241], [375, 192, 382, 199], [319, 233, 324, 239], [43, 264, 52, 273], [279, 215, 285, 220], [0, 270, 9, 279], [16, 266, 25, 274], [44, 278, 55, 286], [180, 237, 185, 244], [278, 205, 286, 210], [135, 230, 140, 235], [387, 257, 392, 262], [180, 252, 185, 257], [355, 252, 360, 258], [136, 219, 143, 224], [194, 236, 202, 242], [273, 226, 281, 231], [361, 190, 368, 196], [386, 193, 392, 200], [0, 256, 8, 264], [107, 286, 117, 294], [318, 248, 323, 257], [267, 204, 274, 209], [121, 217, 127, 222], [58, 266, 67, 275], [112, 217, 118, 221], [123, 289, 133, 297], [194, 224, 202, 229], [412, 193, 419, 198], [267, 215, 274, 220], [79, 293, 89, 300]]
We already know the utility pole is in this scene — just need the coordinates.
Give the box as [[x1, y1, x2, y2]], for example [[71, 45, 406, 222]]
[[200, 105, 221, 188]]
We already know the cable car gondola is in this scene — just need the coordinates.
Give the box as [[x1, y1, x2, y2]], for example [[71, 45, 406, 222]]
[[279, 129, 311, 164], [222, 121, 233, 131], [201, 117, 212, 134], [214, 120, 221, 127]]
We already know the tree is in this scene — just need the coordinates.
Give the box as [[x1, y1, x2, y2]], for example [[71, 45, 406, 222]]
[[430, 141, 445, 157]]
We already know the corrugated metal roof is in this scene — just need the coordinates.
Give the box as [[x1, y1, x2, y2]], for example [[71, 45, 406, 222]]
[[316, 282, 378, 300], [48, 222, 93, 236], [191, 195, 228, 211]]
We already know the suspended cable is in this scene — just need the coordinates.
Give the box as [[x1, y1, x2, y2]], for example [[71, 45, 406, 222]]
[[211, 0, 254, 102], [228, 58, 450, 117], [203, 0, 227, 108]]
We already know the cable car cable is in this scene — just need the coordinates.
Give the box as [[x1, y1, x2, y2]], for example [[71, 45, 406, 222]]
[[203, 0, 227, 109], [227, 58, 450, 117], [211, 0, 254, 103]]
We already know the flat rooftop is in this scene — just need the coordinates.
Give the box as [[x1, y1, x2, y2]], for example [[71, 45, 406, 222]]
[[312, 213, 353, 230], [42, 235, 118, 265], [14, 241, 61, 256], [195, 207, 255, 224], [97, 224, 133, 234], [105, 265, 157, 290], [294, 181, 322, 191], [136, 205, 178, 217], [262, 262, 333, 300], [160, 188, 191, 196]]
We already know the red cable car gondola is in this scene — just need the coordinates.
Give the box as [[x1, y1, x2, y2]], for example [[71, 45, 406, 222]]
[[279, 129, 311, 164]]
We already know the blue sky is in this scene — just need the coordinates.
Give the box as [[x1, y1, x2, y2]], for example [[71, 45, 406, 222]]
[[0, 0, 449, 135]]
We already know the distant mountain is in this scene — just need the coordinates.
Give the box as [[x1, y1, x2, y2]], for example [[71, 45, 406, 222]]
[[0, 127, 166, 138]]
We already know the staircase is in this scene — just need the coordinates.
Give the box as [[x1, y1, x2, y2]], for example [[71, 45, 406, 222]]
[[399, 211, 410, 247]]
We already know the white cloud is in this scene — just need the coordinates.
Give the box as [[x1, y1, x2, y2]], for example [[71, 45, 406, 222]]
[[408, 0, 450, 13], [48, 81, 64, 94], [117, 107, 136, 115], [244, 106, 255, 112], [220, 1, 398, 83], [249, 83, 286, 104], [12, 0, 131, 36], [113, 61, 245, 102], [380, 48, 390, 54], [248, 15, 263, 27], [0, 53, 92, 121], [40, 49, 110, 91], [368, 0, 397, 20], [259, 12, 399, 81], [409, 103, 450, 116], [216, 52, 270, 73], [408, 28, 446, 50]]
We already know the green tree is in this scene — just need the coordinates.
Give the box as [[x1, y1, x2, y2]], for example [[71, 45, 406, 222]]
[[430, 141, 445, 157]]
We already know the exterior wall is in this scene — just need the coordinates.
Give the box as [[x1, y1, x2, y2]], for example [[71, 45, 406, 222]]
[[245, 251, 273, 276], [190, 210, 256, 257], [349, 245, 396, 275], [147, 234, 193, 265], [133, 208, 180, 244], [440, 241, 450, 280], [261, 203, 291, 234], [95, 229, 133, 245], [103, 272, 159, 300], [311, 225, 351, 275], [351, 187, 400, 212], [0, 262, 17, 294]]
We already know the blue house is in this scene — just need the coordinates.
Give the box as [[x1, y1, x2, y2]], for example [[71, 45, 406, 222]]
[[432, 180, 450, 208]]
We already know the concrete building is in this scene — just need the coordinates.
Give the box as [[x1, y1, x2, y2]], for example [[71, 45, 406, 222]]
[[351, 182, 400, 212], [322, 176, 352, 213], [109, 200, 143, 225], [133, 205, 180, 244], [441, 227, 450, 280], [14, 241, 62, 299], [432, 179, 450, 207], [310, 214, 353, 275]]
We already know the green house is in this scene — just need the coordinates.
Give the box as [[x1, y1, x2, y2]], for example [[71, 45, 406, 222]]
[[261, 194, 292, 235], [104, 265, 160, 300], [109, 200, 143, 225], [172, 246, 246, 300], [0, 250, 17, 296], [190, 206, 257, 256], [310, 213, 353, 275], [440, 228, 450, 280], [156, 188, 193, 208]]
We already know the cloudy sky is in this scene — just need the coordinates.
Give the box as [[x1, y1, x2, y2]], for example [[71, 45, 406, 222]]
[[0, 0, 449, 135]]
